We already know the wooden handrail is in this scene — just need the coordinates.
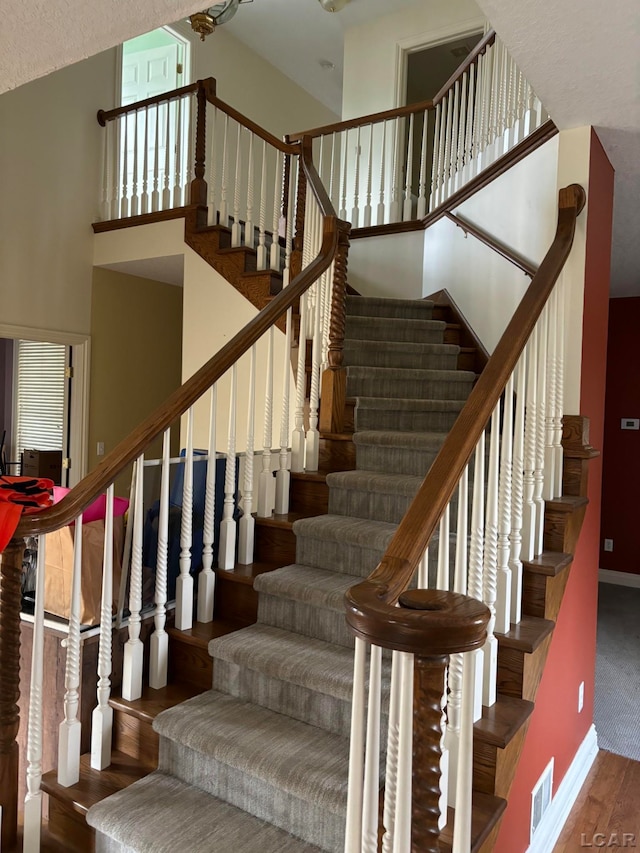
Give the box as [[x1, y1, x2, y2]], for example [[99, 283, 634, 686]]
[[345, 183, 586, 651], [97, 80, 205, 126], [207, 94, 299, 154], [445, 212, 538, 278], [433, 29, 496, 105], [15, 145, 344, 538]]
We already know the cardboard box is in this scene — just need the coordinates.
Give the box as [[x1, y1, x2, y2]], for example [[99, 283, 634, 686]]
[[22, 449, 63, 485], [43, 516, 125, 626]]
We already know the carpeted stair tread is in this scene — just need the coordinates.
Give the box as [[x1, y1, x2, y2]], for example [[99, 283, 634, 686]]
[[346, 294, 434, 319], [353, 430, 448, 450], [347, 365, 476, 400], [346, 314, 446, 343], [87, 771, 323, 853], [343, 339, 459, 370], [327, 469, 424, 496], [355, 396, 468, 413], [255, 564, 357, 611], [293, 514, 397, 551], [353, 396, 468, 433], [154, 690, 351, 816], [293, 515, 397, 576], [208, 624, 363, 702]]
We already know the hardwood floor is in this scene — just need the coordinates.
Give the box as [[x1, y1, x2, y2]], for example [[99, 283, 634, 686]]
[[553, 751, 640, 851]]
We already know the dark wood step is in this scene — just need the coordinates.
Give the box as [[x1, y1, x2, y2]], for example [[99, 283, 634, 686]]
[[254, 512, 300, 565], [240, 267, 283, 295], [167, 617, 246, 691], [216, 245, 258, 273], [496, 616, 555, 702], [213, 562, 281, 625], [318, 432, 356, 472], [544, 494, 589, 553], [473, 695, 534, 799], [522, 551, 574, 621], [289, 470, 329, 516], [438, 791, 507, 853]]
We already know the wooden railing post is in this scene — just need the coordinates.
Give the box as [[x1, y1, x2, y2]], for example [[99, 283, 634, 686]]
[[319, 221, 351, 434], [289, 136, 309, 281], [190, 79, 215, 219], [0, 537, 24, 850]]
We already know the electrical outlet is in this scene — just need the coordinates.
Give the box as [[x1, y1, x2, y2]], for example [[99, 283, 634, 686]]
[[604, 538, 613, 552], [621, 418, 639, 430], [97, 441, 105, 457], [578, 681, 584, 713]]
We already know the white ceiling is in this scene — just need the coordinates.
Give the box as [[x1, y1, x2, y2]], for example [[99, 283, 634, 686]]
[[2, 0, 638, 297]]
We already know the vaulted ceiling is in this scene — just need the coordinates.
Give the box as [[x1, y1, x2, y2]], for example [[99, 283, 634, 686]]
[[2, 0, 638, 296]]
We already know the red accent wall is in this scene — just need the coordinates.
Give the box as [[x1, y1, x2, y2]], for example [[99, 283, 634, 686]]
[[599, 296, 640, 574], [493, 129, 613, 853]]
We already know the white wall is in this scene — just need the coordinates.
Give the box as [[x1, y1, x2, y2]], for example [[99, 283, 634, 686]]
[[423, 136, 560, 349], [342, 0, 485, 118], [348, 231, 425, 300]]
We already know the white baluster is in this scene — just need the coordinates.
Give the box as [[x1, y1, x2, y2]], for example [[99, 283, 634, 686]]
[[417, 109, 429, 219], [282, 155, 296, 288], [131, 109, 139, 216], [163, 101, 172, 210], [471, 53, 485, 174], [441, 94, 453, 205], [483, 407, 500, 707], [120, 114, 129, 219], [454, 467, 469, 596], [152, 104, 161, 212], [207, 104, 218, 225], [275, 313, 291, 513], [150, 430, 170, 687], [417, 545, 429, 589], [377, 120, 387, 225], [468, 434, 485, 721], [185, 91, 195, 196], [219, 364, 238, 568], [270, 150, 282, 271], [448, 81, 460, 197], [306, 266, 322, 471], [100, 121, 110, 221], [361, 644, 382, 853], [451, 652, 476, 853], [496, 374, 514, 634], [23, 534, 46, 852], [244, 134, 255, 247], [429, 103, 442, 211], [231, 124, 243, 247], [393, 651, 414, 853], [109, 120, 119, 220], [389, 119, 401, 223], [455, 73, 468, 191], [198, 388, 217, 622], [257, 328, 275, 517], [173, 96, 183, 207], [463, 64, 476, 185], [510, 354, 527, 624], [382, 650, 402, 853], [291, 292, 307, 473], [239, 349, 257, 561], [363, 124, 374, 227], [141, 106, 149, 214], [345, 637, 366, 853], [543, 289, 558, 500], [219, 113, 230, 226], [437, 504, 450, 589], [403, 112, 415, 221], [522, 328, 538, 561], [175, 410, 195, 629], [554, 277, 566, 497], [122, 466, 144, 701], [329, 131, 340, 212], [534, 309, 548, 555], [439, 666, 449, 830], [91, 489, 115, 764], [256, 139, 268, 269], [351, 125, 361, 227], [58, 513, 83, 786], [340, 128, 349, 221]]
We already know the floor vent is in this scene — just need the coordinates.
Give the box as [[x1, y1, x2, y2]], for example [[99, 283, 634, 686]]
[[531, 757, 554, 841]]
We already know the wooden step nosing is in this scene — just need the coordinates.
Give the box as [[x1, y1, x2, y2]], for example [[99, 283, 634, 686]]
[[522, 551, 573, 577], [496, 617, 554, 653], [473, 697, 534, 748]]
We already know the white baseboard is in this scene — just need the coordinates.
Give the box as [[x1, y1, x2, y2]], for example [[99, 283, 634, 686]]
[[526, 725, 598, 853], [599, 569, 640, 588]]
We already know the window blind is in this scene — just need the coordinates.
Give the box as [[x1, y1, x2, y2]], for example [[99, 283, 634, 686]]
[[15, 340, 67, 459]]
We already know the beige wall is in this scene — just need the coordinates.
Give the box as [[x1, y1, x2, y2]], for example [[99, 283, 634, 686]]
[[89, 268, 183, 496]]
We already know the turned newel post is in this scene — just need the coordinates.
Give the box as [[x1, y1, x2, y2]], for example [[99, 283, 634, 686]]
[[190, 78, 215, 215], [319, 221, 351, 434], [0, 537, 24, 849]]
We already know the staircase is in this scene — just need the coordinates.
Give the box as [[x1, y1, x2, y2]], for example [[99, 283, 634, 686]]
[[32, 285, 591, 853]]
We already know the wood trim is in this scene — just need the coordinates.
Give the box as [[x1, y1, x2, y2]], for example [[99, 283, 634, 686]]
[[432, 30, 496, 105], [97, 80, 203, 125], [209, 94, 299, 153], [444, 212, 539, 278], [16, 146, 341, 538], [344, 183, 586, 652], [287, 98, 435, 142], [92, 205, 196, 233], [350, 121, 558, 240], [426, 288, 490, 374]]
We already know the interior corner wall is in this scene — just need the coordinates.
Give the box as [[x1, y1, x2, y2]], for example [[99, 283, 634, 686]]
[[342, 0, 484, 118], [89, 268, 183, 497], [0, 50, 116, 336], [348, 231, 425, 300], [493, 129, 613, 853], [599, 296, 640, 574]]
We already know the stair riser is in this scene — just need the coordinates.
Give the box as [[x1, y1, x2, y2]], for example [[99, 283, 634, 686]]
[[295, 535, 388, 576], [355, 443, 441, 476], [345, 317, 445, 344], [289, 478, 329, 517], [257, 595, 354, 648], [158, 739, 346, 853], [346, 298, 433, 321], [347, 373, 474, 401], [212, 660, 355, 738], [344, 345, 459, 372], [329, 485, 417, 524], [111, 711, 158, 771], [255, 523, 296, 565], [354, 407, 463, 433]]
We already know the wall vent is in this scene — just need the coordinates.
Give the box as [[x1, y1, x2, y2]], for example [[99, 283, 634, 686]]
[[530, 757, 554, 841]]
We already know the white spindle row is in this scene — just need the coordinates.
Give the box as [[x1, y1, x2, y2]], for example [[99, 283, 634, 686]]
[[345, 276, 567, 850], [101, 92, 196, 221]]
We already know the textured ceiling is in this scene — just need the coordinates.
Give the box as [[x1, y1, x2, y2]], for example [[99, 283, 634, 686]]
[[2, 0, 638, 296]]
